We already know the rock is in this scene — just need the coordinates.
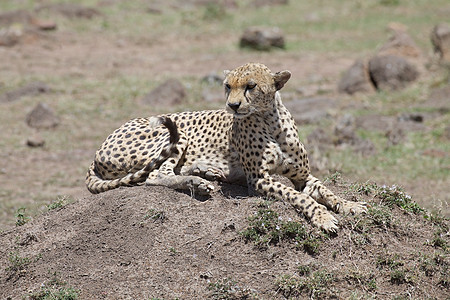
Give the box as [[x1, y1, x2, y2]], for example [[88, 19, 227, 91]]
[[431, 23, 450, 62], [0, 10, 28, 47], [427, 85, 450, 113], [0, 82, 50, 103], [0, 10, 55, 46], [26, 102, 60, 129], [240, 26, 285, 51], [26, 133, 45, 147], [368, 55, 419, 90], [0, 25, 23, 47], [141, 79, 186, 106], [340, 24, 422, 93], [30, 18, 57, 31], [283, 98, 338, 125], [338, 59, 375, 94], [378, 25, 422, 59], [398, 113, 423, 123], [386, 22, 408, 34]]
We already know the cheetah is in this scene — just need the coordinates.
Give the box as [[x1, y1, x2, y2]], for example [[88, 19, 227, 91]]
[[86, 62, 367, 232]]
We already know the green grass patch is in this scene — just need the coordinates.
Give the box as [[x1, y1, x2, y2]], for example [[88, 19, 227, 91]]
[[377, 253, 405, 270], [47, 196, 72, 210], [6, 250, 31, 274], [429, 230, 448, 251], [27, 275, 80, 300], [241, 207, 325, 254], [207, 277, 258, 300], [275, 269, 335, 298], [140, 208, 166, 226], [376, 184, 424, 214], [15, 207, 30, 226]]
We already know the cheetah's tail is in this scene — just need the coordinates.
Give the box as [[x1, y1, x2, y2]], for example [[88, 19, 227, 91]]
[[85, 117, 179, 194]]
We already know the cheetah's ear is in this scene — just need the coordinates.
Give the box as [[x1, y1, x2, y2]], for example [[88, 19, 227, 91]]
[[273, 70, 291, 90], [223, 70, 231, 77]]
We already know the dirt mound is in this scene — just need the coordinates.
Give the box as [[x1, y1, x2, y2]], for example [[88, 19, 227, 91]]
[[0, 182, 448, 299]]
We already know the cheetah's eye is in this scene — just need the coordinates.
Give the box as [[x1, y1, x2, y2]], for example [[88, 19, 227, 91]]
[[246, 83, 256, 91], [224, 83, 231, 91]]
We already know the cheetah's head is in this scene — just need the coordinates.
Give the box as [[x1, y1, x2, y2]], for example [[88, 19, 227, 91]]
[[223, 62, 291, 118]]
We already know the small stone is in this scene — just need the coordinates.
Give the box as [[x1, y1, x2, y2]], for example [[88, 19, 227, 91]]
[[26, 102, 60, 129], [240, 26, 285, 51], [30, 18, 57, 31], [338, 59, 375, 94], [379, 26, 422, 59], [26, 134, 45, 147], [368, 55, 419, 91], [0, 25, 23, 47], [431, 23, 450, 62], [398, 113, 424, 123]]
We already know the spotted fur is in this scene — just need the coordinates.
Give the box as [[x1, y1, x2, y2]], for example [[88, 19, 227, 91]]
[[86, 117, 179, 194], [86, 63, 367, 232]]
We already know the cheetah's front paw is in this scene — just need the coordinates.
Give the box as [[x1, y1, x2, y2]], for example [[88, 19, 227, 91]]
[[336, 198, 368, 215], [187, 177, 215, 195], [311, 209, 339, 233], [191, 165, 226, 181]]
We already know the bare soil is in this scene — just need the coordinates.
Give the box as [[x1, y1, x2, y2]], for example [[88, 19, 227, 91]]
[[1, 183, 448, 299]]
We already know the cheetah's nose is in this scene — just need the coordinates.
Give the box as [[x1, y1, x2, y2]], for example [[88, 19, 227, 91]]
[[228, 102, 241, 112]]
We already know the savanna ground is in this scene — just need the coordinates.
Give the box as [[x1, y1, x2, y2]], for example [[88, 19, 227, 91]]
[[0, 0, 449, 299]]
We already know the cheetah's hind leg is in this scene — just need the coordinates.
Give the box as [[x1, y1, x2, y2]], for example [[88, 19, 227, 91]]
[[145, 129, 215, 195], [302, 175, 367, 215]]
